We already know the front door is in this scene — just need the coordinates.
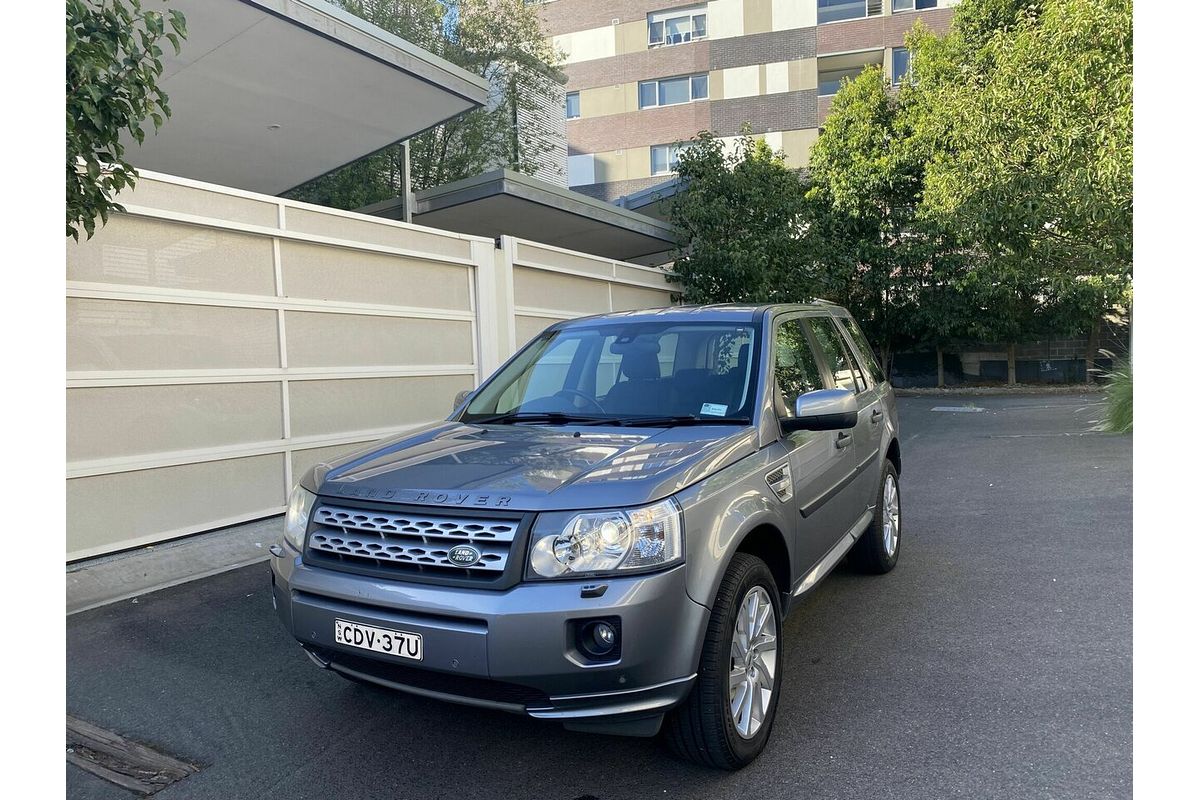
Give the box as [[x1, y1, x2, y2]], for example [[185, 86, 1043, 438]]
[[772, 316, 859, 581]]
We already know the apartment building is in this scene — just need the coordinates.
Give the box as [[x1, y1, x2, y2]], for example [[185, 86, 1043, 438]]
[[537, 0, 958, 203]]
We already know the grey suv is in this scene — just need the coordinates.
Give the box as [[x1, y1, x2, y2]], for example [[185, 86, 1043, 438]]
[[270, 303, 901, 769]]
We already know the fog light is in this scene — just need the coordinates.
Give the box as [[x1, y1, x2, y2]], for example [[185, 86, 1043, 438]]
[[592, 622, 616, 650], [578, 619, 620, 660]]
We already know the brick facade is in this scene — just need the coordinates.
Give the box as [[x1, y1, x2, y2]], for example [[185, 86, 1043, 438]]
[[564, 40, 710, 92], [538, 0, 697, 38], [816, 8, 954, 54], [572, 175, 678, 203], [711, 90, 817, 136], [550, 4, 957, 199], [817, 94, 833, 125], [709, 27, 816, 71], [568, 101, 712, 154]]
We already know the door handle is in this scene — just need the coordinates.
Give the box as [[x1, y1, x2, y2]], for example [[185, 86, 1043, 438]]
[[835, 432, 852, 449], [870, 408, 883, 424]]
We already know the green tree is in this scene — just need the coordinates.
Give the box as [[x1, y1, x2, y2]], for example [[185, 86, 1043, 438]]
[[66, 0, 186, 240], [665, 130, 816, 304], [286, 0, 563, 209], [906, 0, 1132, 353], [805, 67, 977, 379]]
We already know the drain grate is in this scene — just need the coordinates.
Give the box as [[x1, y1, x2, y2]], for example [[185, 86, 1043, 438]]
[[66, 715, 199, 796]]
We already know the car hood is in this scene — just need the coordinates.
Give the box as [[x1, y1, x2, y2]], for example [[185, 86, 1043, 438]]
[[310, 421, 758, 512]]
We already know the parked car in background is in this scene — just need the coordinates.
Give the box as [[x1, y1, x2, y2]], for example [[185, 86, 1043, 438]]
[[270, 303, 902, 769]]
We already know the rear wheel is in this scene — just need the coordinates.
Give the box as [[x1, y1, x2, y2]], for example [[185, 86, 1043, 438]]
[[663, 553, 783, 770], [849, 459, 901, 574]]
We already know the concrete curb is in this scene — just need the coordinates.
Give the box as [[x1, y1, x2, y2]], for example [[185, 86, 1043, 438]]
[[66, 516, 282, 615]]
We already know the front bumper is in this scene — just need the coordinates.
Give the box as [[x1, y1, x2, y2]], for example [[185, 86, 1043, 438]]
[[270, 548, 707, 733]]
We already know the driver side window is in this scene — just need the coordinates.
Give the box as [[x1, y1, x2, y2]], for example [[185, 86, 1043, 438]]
[[494, 336, 580, 413], [774, 319, 823, 419]]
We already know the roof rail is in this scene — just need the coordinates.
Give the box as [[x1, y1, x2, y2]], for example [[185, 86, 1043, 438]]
[[808, 298, 838, 305]]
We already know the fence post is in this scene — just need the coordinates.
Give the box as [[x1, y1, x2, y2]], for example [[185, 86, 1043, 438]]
[[496, 236, 518, 362], [471, 240, 501, 384], [472, 236, 518, 383]]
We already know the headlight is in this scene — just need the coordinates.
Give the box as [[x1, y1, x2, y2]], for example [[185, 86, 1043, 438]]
[[283, 486, 316, 551], [528, 498, 682, 578]]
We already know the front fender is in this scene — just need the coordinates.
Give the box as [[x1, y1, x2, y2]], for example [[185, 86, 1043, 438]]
[[675, 445, 792, 612]]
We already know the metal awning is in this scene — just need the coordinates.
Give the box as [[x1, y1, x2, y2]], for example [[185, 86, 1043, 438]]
[[613, 177, 684, 222], [367, 169, 678, 265], [122, 0, 489, 195]]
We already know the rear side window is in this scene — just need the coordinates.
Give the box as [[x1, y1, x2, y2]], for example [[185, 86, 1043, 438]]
[[807, 316, 866, 393], [774, 319, 823, 417], [838, 317, 885, 385]]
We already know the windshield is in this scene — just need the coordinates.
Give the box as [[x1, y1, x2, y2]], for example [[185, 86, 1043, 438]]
[[462, 321, 760, 425]]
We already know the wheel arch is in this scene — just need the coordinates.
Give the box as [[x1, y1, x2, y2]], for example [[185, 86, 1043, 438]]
[[731, 523, 791, 606], [885, 436, 901, 474]]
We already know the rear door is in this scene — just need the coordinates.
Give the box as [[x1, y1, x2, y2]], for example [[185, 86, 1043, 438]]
[[771, 315, 859, 576], [835, 315, 889, 501], [805, 315, 878, 522]]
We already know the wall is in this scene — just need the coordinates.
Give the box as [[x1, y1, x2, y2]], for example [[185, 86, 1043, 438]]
[[542, 0, 955, 198], [66, 171, 676, 560]]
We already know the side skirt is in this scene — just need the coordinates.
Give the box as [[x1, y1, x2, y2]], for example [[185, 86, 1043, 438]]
[[792, 509, 873, 598]]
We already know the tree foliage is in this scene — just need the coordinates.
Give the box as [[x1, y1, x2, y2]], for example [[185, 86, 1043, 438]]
[[666, 0, 1131, 374], [285, 0, 563, 209], [66, 0, 186, 240], [906, 0, 1132, 334], [666, 130, 815, 304]]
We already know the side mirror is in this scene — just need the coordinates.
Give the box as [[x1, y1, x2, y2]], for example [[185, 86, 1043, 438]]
[[452, 388, 473, 414], [780, 389, 858, 433]]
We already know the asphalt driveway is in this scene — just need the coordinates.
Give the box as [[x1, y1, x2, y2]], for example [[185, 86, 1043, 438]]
[[66, 394, 1132, 799]]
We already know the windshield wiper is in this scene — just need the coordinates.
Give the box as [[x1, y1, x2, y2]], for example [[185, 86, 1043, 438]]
[[470, 411, 611, 426], [610, 415, 752, 428]]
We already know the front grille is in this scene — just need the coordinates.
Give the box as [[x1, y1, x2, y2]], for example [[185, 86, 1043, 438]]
[[304, 502, 525, 586], [314, 647, 550, 709]]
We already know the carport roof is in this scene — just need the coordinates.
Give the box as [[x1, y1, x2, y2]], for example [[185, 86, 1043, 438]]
[[122, 0, 490, 195], [364, 169, 678, 265]]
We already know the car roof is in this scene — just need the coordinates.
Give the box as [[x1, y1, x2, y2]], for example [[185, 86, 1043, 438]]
[[548, 302, 848, 329]]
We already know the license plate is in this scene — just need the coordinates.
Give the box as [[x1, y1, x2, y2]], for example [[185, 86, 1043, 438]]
[[334, 619, 423, 661]]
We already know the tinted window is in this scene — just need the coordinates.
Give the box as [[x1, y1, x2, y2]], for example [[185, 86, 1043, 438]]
[[892, 47, 909, 84], [774, 320, 823, 418], [639, 81, 657, 108], [839, 317, 886, 385], [807, 317, 866, 393], [658, 76, 690, 106], [464, 322, 758, 422]]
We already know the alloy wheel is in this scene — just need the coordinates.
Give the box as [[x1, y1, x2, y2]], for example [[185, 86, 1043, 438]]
[[882, 473, 900, 557], [728, 586, 778, 739]]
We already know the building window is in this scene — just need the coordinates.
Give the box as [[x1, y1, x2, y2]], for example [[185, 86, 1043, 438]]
[[891, 47, 910, 84], [818, 0, 884, 25], [648, 6, 707, 47], [818, 67, 867, 96], [565, 92, 580, 119], [650, 143, 692, 175], [894, 0, 939, 10], [638, 74, 709, 109]]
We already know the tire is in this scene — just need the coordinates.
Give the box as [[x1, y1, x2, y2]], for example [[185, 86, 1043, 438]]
[[663, 553, 783, 770], [849, 459, 901, 574]]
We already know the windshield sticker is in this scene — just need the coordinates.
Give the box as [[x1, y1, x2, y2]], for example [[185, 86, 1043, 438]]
[[700, 402, 728, 416]]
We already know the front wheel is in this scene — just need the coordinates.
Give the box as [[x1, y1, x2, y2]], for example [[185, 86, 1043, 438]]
[[849, 459, 901, 574], [663, 553, 783, 770]]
